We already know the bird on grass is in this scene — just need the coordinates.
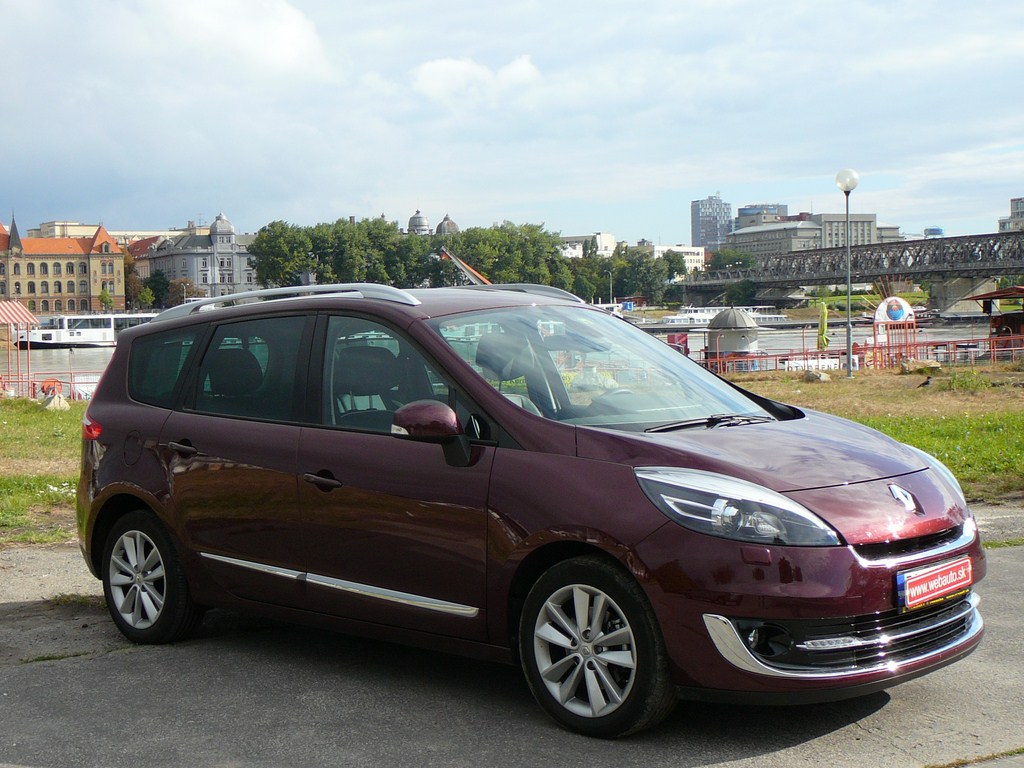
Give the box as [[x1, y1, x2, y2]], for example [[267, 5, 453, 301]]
[[916, 376, 932, 388]]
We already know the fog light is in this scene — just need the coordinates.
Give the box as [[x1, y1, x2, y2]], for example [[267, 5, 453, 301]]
[[738, 622, 793, 658]]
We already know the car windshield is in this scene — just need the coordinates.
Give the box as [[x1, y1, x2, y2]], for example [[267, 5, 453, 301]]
[[429, 304, 773, 432]]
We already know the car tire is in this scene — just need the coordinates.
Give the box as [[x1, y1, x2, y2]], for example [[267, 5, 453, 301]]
[[518, 555, 677, 738], [102, 510, 204, 644]]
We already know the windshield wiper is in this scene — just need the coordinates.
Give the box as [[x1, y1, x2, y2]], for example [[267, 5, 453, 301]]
[[645, 413, 775, 433]]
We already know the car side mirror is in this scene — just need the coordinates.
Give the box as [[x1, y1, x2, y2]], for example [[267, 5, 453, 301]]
[[392, 400, 472, 467]]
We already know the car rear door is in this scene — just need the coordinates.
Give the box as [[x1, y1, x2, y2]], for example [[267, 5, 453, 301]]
[[161, 313, 314, 607]]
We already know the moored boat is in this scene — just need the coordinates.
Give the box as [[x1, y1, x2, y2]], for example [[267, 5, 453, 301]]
[[17, 312, 158, 349]]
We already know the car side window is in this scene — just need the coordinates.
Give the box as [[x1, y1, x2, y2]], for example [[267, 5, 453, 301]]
[[194, 315, 306, 420], [323, 316, 448, 431], [128, 327, 202, 408]]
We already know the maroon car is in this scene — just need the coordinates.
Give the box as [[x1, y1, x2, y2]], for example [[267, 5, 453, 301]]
[[77, 283, 984, 738]]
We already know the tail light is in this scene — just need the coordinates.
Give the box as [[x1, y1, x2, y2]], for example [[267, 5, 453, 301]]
[[82, 413, 103, 441]]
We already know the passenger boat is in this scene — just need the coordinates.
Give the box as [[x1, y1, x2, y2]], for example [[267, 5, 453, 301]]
[[661, 305, 788, 328], [17, 312, 158, 349]]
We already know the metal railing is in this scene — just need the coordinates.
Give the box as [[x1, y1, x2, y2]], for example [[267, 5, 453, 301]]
[[701, 332, 1023, 374]]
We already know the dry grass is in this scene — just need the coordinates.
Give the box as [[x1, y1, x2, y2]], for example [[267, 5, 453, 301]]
[[728, 367, 1024, 420]]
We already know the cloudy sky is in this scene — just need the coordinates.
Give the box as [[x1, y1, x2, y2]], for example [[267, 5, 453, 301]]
[[3, 0, 1022, 245]]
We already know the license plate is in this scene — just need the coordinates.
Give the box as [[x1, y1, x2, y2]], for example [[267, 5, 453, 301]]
[[897, 556, 973, 611]]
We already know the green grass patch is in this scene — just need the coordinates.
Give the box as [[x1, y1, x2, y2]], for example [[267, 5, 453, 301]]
[[0, 398, 86, 464], [858, 411, 1024, 501], [0, 474, 78, 544], [48, 593, 105, 608]]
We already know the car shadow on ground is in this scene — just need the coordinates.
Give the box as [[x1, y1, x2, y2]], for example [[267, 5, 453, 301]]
[[175, 607, 891, 761]]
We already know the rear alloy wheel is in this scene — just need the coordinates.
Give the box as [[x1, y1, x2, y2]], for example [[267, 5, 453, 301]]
[[519, 556, 677, 738], [102, 511, 203, 644]]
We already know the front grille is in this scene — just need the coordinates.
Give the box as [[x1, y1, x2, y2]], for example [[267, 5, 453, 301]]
[[736, 594, 977, 672], [853, 525, 962, 561]]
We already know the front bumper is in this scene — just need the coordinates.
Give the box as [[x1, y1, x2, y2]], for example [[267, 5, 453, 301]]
[[635, 517, 986, 698], [703, 592, 982, 680]]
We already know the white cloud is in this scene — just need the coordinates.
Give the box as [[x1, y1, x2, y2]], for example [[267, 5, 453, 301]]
[[411, 55, 540, 107]]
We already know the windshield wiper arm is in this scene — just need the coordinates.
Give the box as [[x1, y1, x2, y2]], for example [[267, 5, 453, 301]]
[[645, 413, 774, 433]]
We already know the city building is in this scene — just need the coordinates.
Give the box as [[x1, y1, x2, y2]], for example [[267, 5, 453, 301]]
[[407, 210, 431, 235], [811, 212, 879, 249], [138, 213, 255, 298], [560, 232, 619, 258], [734, 203, 789, 231], [690, 194, 733, 251], [724, 221, 822, 261], [435, 213, 460, 235], [1, 217, 125, 312], [28, 219, 212, 247], [653, 244, 706, 274], [998, 197, 1024, 233]]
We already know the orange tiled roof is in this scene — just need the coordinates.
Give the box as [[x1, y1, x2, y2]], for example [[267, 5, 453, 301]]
[[8, 225, 121, 256], [127, 235, 160, 258]]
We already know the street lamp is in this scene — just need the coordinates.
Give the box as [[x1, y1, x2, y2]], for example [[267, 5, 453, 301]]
[[606, 270, 613, 305], [835, 168, 859, 378]]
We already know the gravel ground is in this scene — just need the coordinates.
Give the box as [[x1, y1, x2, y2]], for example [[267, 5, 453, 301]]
[[1, 503, 1021, 667]]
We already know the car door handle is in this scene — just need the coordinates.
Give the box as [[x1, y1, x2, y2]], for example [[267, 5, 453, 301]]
[[167, 441, 199, 458], [303, 472, 345, 491]]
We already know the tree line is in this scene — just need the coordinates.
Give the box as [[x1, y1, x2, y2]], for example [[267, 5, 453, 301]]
[[129, 217, 760, 308]]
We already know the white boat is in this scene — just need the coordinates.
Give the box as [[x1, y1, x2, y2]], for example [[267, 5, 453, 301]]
[[661, 305, 788, 328], [17, 312, 158, 349]]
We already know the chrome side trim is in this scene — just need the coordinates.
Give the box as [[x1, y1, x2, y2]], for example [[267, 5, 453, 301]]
[[199, 552, 478, 618], [305, 574, 479, 617], [851, 516, 978, 568], [201, 552, 304, 580], [702, 593, 982, 680]]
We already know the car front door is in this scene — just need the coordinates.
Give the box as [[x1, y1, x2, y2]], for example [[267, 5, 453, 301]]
[[297, 315, 493, 640]]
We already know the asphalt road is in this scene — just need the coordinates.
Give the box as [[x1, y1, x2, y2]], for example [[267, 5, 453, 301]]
[[0, 543, 1021, 768]]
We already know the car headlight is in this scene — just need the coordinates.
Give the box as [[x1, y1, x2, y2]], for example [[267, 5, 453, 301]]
[[902, 443, 965, 500], [635, 467, 841, 546]]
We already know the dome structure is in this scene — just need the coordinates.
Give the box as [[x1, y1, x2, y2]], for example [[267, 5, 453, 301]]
[[209, 213, 236, 236], [408, 209, 431, 236], [435, 213, 459, 235], [707, 308, 759, 330], [706, 308, 760, 358]]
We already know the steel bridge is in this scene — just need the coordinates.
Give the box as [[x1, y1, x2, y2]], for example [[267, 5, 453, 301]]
[[685, 231, 1024, 304]]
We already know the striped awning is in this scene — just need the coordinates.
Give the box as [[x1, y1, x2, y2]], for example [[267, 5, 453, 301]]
[[0, 300, 38, 325]]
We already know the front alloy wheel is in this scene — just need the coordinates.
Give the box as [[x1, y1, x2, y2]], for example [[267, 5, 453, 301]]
[[532, 583, 637, 718], [520, 556, 676, 738]]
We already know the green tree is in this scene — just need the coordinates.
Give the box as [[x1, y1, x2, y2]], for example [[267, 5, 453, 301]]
[[144, 270, 170, 308], [621, 250, 668, 305], [248, 221, 315, 287], [167, 278, 201, 307], [709, 248, 756, 271], [724, 279, 757, 306], [122, 248, 143, 309], [137, 286, 155, 309], [99, 288, 114, 311]]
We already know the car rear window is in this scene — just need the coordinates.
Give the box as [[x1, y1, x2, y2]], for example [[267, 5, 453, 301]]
[[128, 327, 202, 408], [194, 315, 307, 421]]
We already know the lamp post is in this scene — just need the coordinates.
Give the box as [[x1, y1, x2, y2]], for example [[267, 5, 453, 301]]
[[835, 168, 859, 378], [606, 270, 613, 305]]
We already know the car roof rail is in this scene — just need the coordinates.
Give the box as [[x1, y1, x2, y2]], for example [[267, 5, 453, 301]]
[[151, 283, 421, 323], [452, 283, 586, 304]]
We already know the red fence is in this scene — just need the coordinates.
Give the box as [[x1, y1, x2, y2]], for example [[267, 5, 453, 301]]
[[701, 333, 1023, 374]]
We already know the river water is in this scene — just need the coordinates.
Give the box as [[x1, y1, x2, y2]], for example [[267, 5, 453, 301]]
[[3, 320, 992, 380]]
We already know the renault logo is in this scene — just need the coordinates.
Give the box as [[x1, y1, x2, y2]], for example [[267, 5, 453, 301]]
[[889, 484, 923, 515]]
